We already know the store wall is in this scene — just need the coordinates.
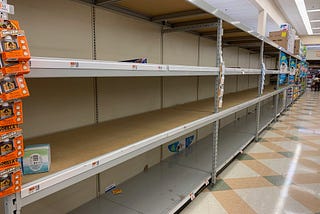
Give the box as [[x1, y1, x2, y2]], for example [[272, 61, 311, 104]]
[[8, 0, 278, 213]]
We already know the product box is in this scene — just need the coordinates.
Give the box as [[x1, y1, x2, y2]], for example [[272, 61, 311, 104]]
[[0, 135, 23, 162], [0, 166, 21, 198], [0, 20, 20, 30], [0, 100, 23, 126], [0, 30, 31, 62], [0, 60, 30, 77], [0, 75, 29, 102], [294, 40, 301, 55], [22, 144, 51, 175], [269, 31, 289, 39]]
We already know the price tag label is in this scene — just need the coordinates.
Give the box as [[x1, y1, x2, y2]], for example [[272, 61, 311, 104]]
[[91, 160, 99, 168], [190, 193, 195, 201], [70, 62, 79, 68], [28, 185, 40, 194]]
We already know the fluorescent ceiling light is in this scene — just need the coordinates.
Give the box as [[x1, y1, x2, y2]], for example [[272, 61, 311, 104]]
[[307, 9, 320, 13], [310, 20, 320, 22], [295, 0, 313, 35]]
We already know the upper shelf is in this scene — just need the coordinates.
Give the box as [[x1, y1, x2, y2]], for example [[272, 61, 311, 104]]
[[26, 57, 286, 78], [77, 0, 302, 60]]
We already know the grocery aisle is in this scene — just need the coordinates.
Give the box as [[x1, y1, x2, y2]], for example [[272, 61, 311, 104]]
[[182, 91, 320, 214]]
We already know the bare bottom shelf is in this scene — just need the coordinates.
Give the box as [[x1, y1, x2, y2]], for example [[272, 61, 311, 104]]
[[69, 101, 276, 214]]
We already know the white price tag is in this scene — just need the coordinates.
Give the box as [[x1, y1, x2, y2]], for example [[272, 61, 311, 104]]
[[205, 180, 209, 186]]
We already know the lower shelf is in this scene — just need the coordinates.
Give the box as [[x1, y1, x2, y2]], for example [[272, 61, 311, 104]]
[[69, 101, 275, 214]]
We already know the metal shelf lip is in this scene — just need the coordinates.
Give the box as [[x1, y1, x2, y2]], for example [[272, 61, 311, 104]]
[[168, 64, 219, 73], [19, 86, 289, 205], [27, 57, 281, 78], [224, 68, 261, 75]]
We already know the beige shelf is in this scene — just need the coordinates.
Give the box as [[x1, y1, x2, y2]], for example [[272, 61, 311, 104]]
[[22, 85, 276, 184]]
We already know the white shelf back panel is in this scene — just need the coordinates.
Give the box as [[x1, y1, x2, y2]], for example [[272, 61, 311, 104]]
[[163, 76, 198, 108], [14, 0, 92, 59], [97, 77, 161, 122], [22, 78, 95, 139], [95, 8, 161, 63], [163, 32, 198, 66]]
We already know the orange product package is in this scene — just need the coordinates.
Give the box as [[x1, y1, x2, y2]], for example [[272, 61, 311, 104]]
[[0, 60, 30, 77], [0, 101, 23, 126], [0, 75, 29, 102], [0, 30, 30, 62], [0, 20, 20, 30], [0, 166, 21, 198], [0, 128, 23, 162]]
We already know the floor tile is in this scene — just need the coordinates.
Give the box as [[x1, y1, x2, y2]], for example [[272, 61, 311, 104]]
[[213, 190, 256, 214], [219, 160, 260, 179], [276, 142, 317, 152], [235, 187, 312, 214], [278, 151, 294, 158], [249, 152, 285, 159], [261, 142, 288, 152], [241, 160, 278, 176], [304, 156, 320, 165], [264, 175, 286, 186], [289, 185, 320, 212], [208, 179, 231, 192], [299, 159, 320, 172], [292, 173, 320, 184], [181, 190, 228, 214], [259, 159, 316, 175], [223, 177, 273, 189], [244, 143, 274, 153], [236, 153, 254, 160], [296, 184, 320, 199]]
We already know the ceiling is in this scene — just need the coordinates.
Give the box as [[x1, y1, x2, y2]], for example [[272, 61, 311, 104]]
[[306, 0, 320, 35]]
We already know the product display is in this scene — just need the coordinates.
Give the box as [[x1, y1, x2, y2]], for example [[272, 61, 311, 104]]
[[168, 135, 195, 153], [0, 16, 31, 198], [22, 144, 51, 175], [0, 30, 30, 62], [0, 166, 21, 197], [0, 75, 29, 102]]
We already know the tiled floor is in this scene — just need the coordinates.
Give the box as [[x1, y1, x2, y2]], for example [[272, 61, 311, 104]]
[[182, 91, 320, 214]]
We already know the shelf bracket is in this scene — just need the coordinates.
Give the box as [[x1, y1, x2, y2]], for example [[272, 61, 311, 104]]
[[4, 193, 21, 214], [212, 18, 223, 185]]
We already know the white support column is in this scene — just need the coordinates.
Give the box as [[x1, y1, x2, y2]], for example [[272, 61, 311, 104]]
[[257, 10, 267, 36]]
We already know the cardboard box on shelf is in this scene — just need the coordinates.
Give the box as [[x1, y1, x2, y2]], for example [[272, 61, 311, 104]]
[[294, 39, 301, 55], [22, 144, 51, 175], [269, 31, 289, 39]]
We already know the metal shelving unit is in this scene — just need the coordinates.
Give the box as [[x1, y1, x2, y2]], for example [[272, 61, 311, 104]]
[[69, 96, 280, 214], [3, 0, 307, 213]]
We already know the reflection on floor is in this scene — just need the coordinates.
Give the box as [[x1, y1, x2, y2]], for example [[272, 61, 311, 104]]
[[182, 90, 320, 214]]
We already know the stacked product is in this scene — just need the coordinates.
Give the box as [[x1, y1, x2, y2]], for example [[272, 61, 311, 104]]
[[0, 20, 30, 198], [268, 23, 296, 53]]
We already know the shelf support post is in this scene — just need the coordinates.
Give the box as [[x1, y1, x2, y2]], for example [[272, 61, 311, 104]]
[[4, 193, 21, 214], [212, 18, 223, 185], [255, 41, 265, 141], [274, 52, 282, 121]]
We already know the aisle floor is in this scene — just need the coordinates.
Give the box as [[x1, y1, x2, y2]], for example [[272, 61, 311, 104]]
[[182, 91, 320, 214]]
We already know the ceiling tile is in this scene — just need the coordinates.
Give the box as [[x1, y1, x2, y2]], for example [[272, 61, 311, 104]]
[[308, 12, 320, 20], [305, 0, 320, 10]]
